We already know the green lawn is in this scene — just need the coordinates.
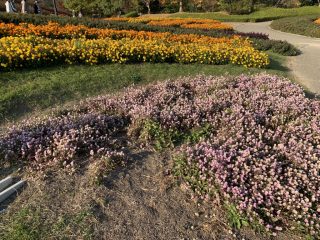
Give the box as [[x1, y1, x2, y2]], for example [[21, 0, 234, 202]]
[[169, 6, 320, 22], [271, 15, 320, 38], [0, 53, 288, 124]]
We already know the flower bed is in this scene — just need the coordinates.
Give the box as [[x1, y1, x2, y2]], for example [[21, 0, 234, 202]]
[[0, 22, 237, 44], [0, 13, 301, 56], [1, 74, 319, 237], [0, 35, 269, 70], [180, 23, 233, 30], [104, 17, 233, 31]]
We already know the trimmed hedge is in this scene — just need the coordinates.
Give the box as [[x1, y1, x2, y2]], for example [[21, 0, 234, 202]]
[[124, 11, 139, 18], [0, 13, 300, 56], [253, 39, 301, 56], [271, 15, 320, 38]]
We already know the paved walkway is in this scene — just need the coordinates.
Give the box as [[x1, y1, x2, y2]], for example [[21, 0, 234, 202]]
[[231, 21, 320, 95]]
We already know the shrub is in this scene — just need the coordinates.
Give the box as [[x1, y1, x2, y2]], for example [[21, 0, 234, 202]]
[[124, 11, 139, 18], [219, 0, 255, 14], [252, 39, 301, 56], [236, 32, 269, 40], [271, 15, 320, 38]]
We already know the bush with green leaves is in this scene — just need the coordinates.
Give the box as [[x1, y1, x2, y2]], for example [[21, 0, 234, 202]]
[[253, 39, 301, 56], [124, 11, 139, 17], [219, 0, 255, 14]]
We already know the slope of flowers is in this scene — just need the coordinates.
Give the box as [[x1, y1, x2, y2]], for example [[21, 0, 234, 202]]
[[315, 18, 320, 25], [0, 35, 269, 69], [0, 74, 319, 236]]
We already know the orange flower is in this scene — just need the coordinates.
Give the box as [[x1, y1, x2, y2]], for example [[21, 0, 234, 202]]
[[0, 22, 238, 45], [102, 17, 233, 31], [181, 23, 233, 31]]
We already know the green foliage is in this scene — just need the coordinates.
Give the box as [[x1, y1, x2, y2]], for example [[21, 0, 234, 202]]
[[271, 15, 320, 38], [0, 207, 93, 240], [1, 208, 43, 240], [63, 0, 89, 12], [129, 73, 144, 83], [225, 203, 250, 230], [124, 11, 139, 17], [219, 0, 256, 14], [139, 120, 213, 150], [173, 154, 212, 195], [0, 57, 288, 123], [173, 6, 320, 22], [252, 39, 301, 56], [139, 120, 184, 150], [300, 0, 320, 6], [63, 0, 131, 16]]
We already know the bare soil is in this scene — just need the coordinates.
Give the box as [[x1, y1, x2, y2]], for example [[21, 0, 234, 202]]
[[0, 148, 306, 240], [100, 150, 231, 240]]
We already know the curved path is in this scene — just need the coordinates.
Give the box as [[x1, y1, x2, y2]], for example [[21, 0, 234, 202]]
[[231, 21, 320, 95]]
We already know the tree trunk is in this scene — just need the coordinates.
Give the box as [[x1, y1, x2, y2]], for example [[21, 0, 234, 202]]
[[249, 0, 255, 13], [146, 3, 151, 14], [52, 0, 58, 15], [179, 1, 183, 12]]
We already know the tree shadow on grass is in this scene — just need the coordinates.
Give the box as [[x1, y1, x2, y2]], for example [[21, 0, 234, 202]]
[[268, 55, 290, 73]]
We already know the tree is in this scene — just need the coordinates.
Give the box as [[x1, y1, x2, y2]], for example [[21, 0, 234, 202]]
[[219, 0, 257, 14], [141, 0, 151, 14], [64, 0, 128, 16], [63, 0, 90, 12], [179, 0, 183, 12], [52, 0, 58, 15], [92, 0, 124, 16]]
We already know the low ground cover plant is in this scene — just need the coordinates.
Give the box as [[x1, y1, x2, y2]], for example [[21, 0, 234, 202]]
[[1, 74, 319, 237], [271, 15, 320, 38], [0, 35, 269, 70]]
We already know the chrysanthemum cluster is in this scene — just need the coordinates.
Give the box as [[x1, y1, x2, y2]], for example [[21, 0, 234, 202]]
[[0, 74, 319, 236]]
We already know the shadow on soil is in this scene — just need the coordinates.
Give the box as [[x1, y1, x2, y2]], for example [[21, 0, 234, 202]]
[[103, 150, 153, 190]]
